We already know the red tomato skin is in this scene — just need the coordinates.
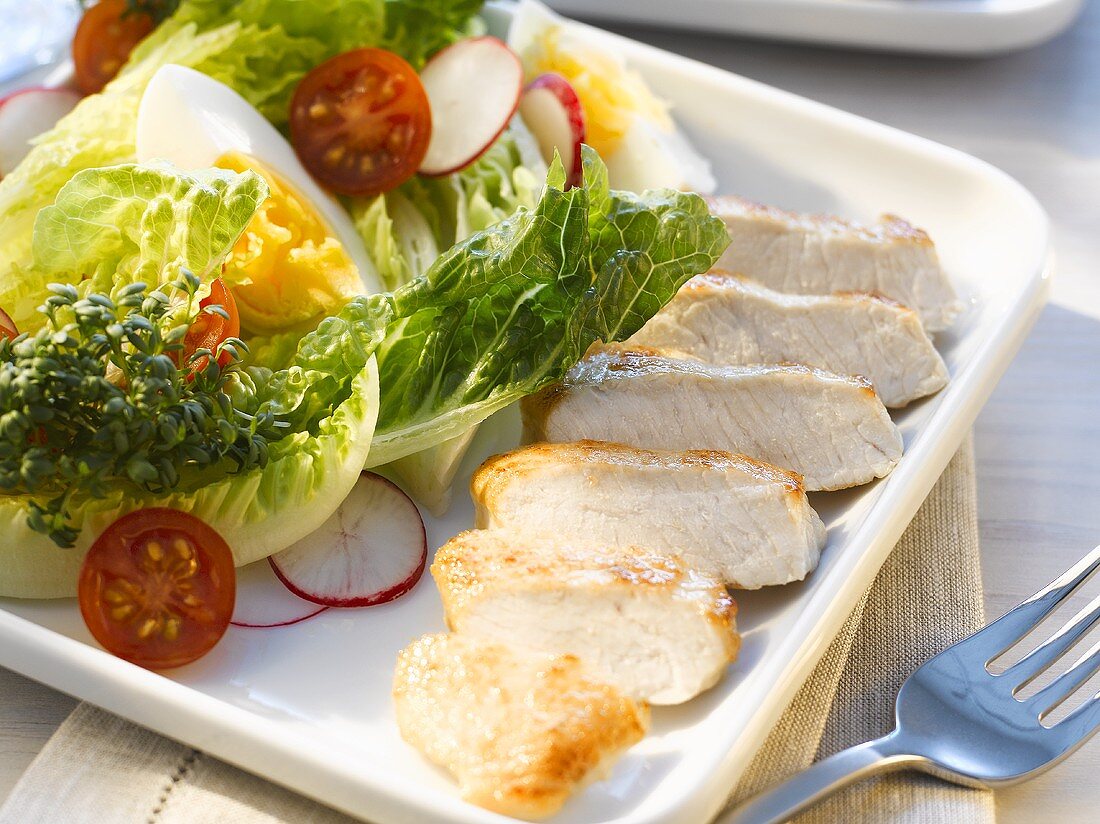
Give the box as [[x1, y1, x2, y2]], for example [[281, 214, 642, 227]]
[[289, 48, 432, 197], [180, 278, 240, 375], [72, 0, 156, 95], [0, 307, 17, 341], [78, 508, 236, 670]]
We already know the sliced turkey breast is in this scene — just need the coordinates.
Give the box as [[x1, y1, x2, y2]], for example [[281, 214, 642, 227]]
[[431, 530, 739, 704], [472, 440, 825, 589], [393, 633, 648, 820], [708, 196, 960, 331], [521, 347, 902, 491], [627, 273, 949, 407]]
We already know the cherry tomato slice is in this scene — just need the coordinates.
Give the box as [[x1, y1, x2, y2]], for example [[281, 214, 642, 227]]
[[0, 307, 17, 341], [180, 278, 239, 375], [72, 0, 156, 95], [289, 48, 432, 197], [78, 508, 236, 670]]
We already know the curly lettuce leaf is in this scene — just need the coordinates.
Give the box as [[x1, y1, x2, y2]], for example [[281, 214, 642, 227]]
[[242, 329, 307, 371], [127, 0, 382, 123], [32, 164, 267, 301]]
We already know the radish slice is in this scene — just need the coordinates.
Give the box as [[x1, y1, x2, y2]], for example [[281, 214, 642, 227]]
[[0, 87, 81, 177], [519, 73, 585, 188], [269, 472, 427, 607], [231, 560, 328, 628], [419, 37, 523, 177]]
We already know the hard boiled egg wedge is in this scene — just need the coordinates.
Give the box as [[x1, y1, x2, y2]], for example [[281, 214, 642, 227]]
[[508, 0, 715, 194], [136, 64, 383, 333]]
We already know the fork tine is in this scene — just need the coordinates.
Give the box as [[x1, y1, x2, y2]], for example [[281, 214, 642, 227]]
[[1027, 638, 1100, 717], [975, 544, 1100, 659], [1007, 593, 1100, 686], [1053, 693, 1100, 748]]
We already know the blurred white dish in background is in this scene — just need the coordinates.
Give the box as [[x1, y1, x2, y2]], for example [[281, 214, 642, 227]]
[[545, 0, 1085, 57], [0, 0, 78, 86]]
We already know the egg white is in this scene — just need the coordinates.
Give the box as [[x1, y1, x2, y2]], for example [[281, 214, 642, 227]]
[[136, 64, 383, 295]]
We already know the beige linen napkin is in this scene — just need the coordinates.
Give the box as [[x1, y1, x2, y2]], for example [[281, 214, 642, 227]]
[[0, 438, 993, 824], [730, 434, 993, 823]]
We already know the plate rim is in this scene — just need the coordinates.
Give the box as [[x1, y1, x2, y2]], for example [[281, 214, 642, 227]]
[[0, 6, 1052, 824]]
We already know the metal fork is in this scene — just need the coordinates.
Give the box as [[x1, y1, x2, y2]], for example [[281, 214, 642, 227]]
[[718, 543, 1100, 824]]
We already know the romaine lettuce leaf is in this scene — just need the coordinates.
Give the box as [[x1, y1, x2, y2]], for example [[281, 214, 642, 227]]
[[286, 147, 728, 467], [350, 126, 550, 513], [350, 191, 436, 292], [0, 357, 379, 598], [448, 126, 546, 240], [390, 427, 479, 515], [350, 127, 544, 291], [371, 148, 727, 463], [351, 123, 545, 510], [386, 190, 442, 284]]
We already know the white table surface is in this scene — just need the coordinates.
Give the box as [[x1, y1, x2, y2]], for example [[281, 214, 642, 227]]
[[2, 6, 1098, 823]]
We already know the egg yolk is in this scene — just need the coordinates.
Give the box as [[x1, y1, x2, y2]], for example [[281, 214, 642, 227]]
[[524, 27, 671, 158], [215, 152, 363, 334]]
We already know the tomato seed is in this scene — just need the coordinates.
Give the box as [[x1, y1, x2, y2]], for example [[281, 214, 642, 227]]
[[137, 617, 159, 639], [172, 537, 193, 559], [325, 145, 346, 167]]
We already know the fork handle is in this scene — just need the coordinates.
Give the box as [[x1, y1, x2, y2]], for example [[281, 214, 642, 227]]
[[714, 731, 925, 824]]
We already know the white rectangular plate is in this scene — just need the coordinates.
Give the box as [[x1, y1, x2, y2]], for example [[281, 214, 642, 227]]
[[547, 0, 1084, 56], [0, 6, 1050, 824]]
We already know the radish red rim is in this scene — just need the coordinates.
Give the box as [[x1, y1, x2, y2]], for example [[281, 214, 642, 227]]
[[268, 472, 428, 608], [231, 606, 329, 629], [269, 556, 426, 608], [520, 73, 586, 188], [230, 559, 334, 629]]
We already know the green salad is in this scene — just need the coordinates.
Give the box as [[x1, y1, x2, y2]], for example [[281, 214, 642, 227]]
[[0, 0, 726, 634]]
